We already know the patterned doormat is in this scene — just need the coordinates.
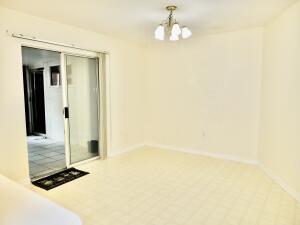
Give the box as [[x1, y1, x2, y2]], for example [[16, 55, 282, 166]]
[[32, 167, 89, 190]]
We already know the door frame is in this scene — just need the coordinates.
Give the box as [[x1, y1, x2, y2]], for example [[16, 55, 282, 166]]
[[20, 40, 109, 175]]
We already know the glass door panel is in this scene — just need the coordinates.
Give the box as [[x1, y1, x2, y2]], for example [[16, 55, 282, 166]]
[[65, 55, 99, 164]]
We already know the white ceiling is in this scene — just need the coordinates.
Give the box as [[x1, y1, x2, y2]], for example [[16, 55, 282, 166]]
[[22, 47, 60, 67], [0, 0, 297, 43]]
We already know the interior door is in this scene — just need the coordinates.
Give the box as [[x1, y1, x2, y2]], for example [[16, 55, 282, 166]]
[[31, 68, 47, 134], [63, 54, 100, 165]]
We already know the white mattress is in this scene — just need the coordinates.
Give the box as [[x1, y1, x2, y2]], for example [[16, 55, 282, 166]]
[[0, 175, 81, 225]]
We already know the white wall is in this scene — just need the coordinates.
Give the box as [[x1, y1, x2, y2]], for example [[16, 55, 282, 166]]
[[145, 28, 263, 162], [0, 6, 145, 181], [42, 61, 64, 142], [259, 1, 300, 199]]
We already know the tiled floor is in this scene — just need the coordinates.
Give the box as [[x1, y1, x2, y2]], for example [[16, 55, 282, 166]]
[[70, 145, 99, 164], [27, 136, 99, 179], [31, 148, 300, 225], [27, 136, 66, 178]]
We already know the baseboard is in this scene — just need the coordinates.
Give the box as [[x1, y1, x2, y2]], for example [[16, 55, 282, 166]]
[[108, 143, 146, 157], [107, 142, 257, 165], [144, 142, 258, 165], [259, 164, 300, 202]]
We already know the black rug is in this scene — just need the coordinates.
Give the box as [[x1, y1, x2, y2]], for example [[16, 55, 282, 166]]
[[32, 168, 89, 190]]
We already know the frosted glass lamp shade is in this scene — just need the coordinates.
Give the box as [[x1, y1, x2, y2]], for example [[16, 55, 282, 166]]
[[182, 27, 192, 39], [170, 34, 179, 41], [171, 23, 181, 36], [155, 25, 165, 40]]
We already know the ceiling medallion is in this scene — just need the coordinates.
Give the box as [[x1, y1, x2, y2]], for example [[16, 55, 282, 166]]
[[154, 5, 192, 41]]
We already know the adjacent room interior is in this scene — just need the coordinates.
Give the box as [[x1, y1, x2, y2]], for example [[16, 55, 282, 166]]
[[0, 0, 299, 225], [22, 46, 101, 181], [22, 47, 66, 179]]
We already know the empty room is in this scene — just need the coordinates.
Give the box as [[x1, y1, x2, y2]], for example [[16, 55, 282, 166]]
[[0, 0, 299, 225]]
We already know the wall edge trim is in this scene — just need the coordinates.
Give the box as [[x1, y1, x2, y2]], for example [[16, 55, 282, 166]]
[[259, 164, 300, 202], [144, 142, 258, 165], [108, 143, 146, 157]]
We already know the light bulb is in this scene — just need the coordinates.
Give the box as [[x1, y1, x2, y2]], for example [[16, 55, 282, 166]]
[[171, 23, 181, 36], [154, 24, 164, 40], [170, 34, 179, 41], [181, 26, 192, 39]]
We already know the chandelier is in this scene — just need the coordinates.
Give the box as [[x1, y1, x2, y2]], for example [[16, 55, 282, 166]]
[[154, 5, 192, 41]]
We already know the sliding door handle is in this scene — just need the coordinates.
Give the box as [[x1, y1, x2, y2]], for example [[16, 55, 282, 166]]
[[64, 107, 69, 119]]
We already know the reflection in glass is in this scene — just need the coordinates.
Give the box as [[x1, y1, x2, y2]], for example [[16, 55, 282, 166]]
[[66, 55, 99, 164]]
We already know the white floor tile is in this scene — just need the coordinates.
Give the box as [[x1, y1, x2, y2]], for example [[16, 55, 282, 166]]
[[30, 148, 300, 225]]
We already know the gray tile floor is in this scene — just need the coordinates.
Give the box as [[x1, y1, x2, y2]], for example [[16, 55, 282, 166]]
[[27, 136, 99, 179], [69, 145, 99, 164], [27, 136, 66, 179]]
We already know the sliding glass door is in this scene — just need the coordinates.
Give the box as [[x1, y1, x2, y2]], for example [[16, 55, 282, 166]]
[[22, 42, 106, 180], [64, 55, 100, 164]]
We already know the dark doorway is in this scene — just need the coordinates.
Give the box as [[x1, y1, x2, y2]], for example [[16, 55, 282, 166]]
[[31, 68, 46, 134], [23, 67, 46, 135]]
